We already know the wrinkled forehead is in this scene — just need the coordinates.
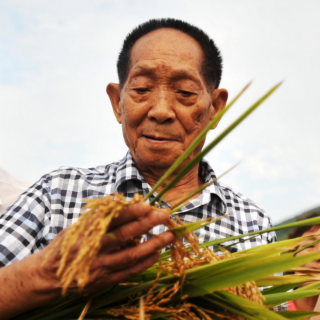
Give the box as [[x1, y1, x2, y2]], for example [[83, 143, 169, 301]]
[[128, 28, 205, 80]]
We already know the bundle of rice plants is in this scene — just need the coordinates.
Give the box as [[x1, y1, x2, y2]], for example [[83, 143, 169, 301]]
[[13, 82, 320, 320]]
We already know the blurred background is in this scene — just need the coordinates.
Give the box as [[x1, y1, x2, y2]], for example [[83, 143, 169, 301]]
[[0, 0, 319, 225]]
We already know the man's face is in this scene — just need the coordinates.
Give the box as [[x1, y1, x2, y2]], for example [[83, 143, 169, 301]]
[[108, 28, 227, 172]]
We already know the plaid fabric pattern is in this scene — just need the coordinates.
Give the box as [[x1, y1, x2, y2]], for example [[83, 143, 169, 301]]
[[0, 151, 287, 311], [0, 150, 277, 265]]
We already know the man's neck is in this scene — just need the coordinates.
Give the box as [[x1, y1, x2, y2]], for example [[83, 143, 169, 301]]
[[137, 163, 204, 207]]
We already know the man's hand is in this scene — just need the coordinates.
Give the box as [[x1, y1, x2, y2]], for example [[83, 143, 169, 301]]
[[41, 202, 174, 293], [0, 202, 174, 319]]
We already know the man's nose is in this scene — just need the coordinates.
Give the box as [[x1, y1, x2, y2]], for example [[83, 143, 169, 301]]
[[147, 91, 176, 124]]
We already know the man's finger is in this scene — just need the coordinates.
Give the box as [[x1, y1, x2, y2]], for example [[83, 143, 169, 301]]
[[107, 253, 160, 286], [108, 202, 153, 230], [84, 253, 160, 293], [97, 231, 174, 271], [101, 209, 171, 251]]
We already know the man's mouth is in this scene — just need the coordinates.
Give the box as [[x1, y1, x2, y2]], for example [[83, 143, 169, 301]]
[[143, 135, 173, 141]]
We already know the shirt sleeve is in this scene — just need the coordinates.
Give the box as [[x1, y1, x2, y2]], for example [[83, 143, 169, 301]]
[[0, 175, 52, 266]]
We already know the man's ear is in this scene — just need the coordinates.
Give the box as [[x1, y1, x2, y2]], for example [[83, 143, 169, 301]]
[[210, 88, 228, 129], [106, 83, 122, 124]]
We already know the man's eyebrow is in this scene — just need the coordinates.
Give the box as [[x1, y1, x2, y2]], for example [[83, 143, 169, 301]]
[[129, 66, 156, 78], [129, 66, 202, 85], [170, 70, 202, 85]]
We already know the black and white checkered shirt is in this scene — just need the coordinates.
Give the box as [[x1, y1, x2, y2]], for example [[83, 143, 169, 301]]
[[0, 151, 277, 266]]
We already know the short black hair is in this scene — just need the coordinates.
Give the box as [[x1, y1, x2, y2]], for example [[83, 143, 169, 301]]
[[117, 18, 223, 90], [288, 211, 320, 239]]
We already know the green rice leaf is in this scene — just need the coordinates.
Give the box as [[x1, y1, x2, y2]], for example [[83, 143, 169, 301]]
[[295, 279, 320, 292], [276, 311, 320, 320], [259, 275, 320, 295], [185, 251, 320, 293], [262, 283, 304, 295], [145, 82, 251, 203], [200, 216, 320, 248], [169, 215, 227, 238], [234, 236, 310, 256], [256, 274, 320, 287], [264, 290, 320, 307], [205, 291, 287, 320], [150, 82, 281, 204]]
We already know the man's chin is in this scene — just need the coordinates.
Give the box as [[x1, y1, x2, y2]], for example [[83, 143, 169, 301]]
[[138, 155, 177, 169], [132, 150, 180, 171], [132, 144, 183, 169]]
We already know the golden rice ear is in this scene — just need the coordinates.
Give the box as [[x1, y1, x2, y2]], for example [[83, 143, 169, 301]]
[[55, 194, 132, 294], [78, 298, 91, 320]]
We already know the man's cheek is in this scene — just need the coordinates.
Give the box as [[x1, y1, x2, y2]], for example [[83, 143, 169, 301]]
[[180, 108, 207, 134], [122, 103, 147, 127]]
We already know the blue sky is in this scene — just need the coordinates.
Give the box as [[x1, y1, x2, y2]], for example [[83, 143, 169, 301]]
[[1, 0, 319, 224]]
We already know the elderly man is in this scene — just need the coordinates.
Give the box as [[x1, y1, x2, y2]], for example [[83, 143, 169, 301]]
[[0, 19, 276, 318]]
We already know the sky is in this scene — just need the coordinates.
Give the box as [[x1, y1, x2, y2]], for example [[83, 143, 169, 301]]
[[0, 0, 319, 224]]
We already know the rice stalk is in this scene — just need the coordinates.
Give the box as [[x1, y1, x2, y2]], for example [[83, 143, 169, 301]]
[[43, 193, 145, 294], [42, 188, 266, 319], [77, 298, 91, 320], [84, 202, 264, 320]]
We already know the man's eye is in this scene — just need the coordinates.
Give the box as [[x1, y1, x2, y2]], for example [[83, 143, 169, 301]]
[[134, 88, 149, 94], [178, 90, 194, 97]]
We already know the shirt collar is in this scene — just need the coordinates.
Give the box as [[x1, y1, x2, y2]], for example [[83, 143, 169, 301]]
[[114, 150, 227, 209], [114, 151, 150, 194], [198, 158, 228, 207]]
